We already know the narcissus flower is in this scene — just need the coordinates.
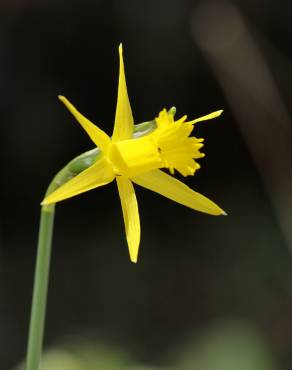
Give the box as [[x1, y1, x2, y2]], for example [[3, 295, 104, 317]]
[[42, 44, 225, 263]]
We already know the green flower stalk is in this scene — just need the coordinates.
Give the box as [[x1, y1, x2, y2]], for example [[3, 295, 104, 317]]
[[26, 44, 225, 370]]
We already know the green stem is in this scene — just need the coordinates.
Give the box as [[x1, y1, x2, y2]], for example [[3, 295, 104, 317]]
[[26, 204, 55, 370], [24, 115, 164, 369]]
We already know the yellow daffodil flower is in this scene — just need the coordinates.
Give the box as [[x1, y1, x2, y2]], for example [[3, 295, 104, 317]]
[[42, 44, 225, 263]]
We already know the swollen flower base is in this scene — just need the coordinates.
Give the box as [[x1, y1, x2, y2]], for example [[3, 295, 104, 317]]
[[42, 44, 225, 263]]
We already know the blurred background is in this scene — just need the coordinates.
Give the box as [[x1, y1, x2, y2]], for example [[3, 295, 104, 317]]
[[1, 0, 292, 369]]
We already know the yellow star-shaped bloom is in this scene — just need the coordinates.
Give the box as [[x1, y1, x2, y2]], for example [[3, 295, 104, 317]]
[[42, 44, 225, 263]]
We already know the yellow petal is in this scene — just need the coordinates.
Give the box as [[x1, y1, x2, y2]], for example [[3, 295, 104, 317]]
[[191, 110, 223, 124], [132, 169, 226, 216], [112, 44, 134, 142], [59, 96, 111, 153], [116, 176, 140, 263], [42, 157, 114, 205]]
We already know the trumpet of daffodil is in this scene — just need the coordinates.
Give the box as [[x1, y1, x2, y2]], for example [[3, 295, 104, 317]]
[[42, 44, 225, 263]]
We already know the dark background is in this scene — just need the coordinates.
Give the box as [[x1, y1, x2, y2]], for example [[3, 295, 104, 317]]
[[1, 0, 292, 369]]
